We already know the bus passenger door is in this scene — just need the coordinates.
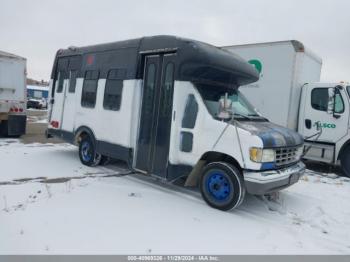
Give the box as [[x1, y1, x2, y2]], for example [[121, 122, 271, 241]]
[[61, 56, 81, 132], [151, 54, 175, 177], [135, 53, 176, 177], [135, 55, 161, 173], [50, 57, 68, 130]]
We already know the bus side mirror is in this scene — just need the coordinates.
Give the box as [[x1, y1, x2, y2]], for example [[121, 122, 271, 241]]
[[327, 88, 335, 115], [217, 93, 233, 120]]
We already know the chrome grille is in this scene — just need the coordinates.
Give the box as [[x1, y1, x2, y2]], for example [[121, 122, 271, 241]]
[[275, 146, 301, 167]]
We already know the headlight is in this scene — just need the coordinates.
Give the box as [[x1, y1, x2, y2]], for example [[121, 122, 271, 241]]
[[250, 148, 275, 163]]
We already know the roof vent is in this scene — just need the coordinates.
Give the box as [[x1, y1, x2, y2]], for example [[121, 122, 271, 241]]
[[68, 46, 78, 51]]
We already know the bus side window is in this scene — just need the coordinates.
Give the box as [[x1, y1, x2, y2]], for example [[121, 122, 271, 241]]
[[81, 70, 99, 108], [55, 58, 69, 94], [56, 71, 67, 93], [180, 132, 193, 152], [103, 69, 125, 111], [180, 94, 198, 153], [68, 70, 78, 93], [182, 94, 198, 129]]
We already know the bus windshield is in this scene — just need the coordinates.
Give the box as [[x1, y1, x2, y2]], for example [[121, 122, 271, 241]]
[[196, 84, 265, 121]]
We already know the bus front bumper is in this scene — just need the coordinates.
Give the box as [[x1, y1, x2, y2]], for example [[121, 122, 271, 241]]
[[243, 162, 305, 195]]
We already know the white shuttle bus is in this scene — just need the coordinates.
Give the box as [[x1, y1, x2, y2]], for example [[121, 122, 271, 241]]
[[47, 36, 305, 210]]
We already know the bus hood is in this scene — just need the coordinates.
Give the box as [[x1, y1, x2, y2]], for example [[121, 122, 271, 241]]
[[238, 121, 303, 148]]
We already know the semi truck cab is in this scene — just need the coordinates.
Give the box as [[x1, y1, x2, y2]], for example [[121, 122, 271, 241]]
[[299, 82, 350, 176], [223, 40, 350, 177]]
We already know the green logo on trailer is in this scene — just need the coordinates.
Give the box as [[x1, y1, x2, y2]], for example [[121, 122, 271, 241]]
[[248, 59, 262, 74], [314, 122, 336, 129]]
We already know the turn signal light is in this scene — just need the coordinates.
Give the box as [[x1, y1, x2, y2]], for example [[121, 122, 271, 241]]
[[249, 147, 276, 163], [9, 106, 24, 113]]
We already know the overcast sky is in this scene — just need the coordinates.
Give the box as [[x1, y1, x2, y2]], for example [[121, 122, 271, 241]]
[[1, 0, 349, 82]]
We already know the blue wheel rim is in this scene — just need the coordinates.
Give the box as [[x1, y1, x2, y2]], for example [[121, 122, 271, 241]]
[[81, 141, 92, 162], [206, 171, 231, 201]]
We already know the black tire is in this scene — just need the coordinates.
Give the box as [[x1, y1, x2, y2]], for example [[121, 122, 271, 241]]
[[99, 155, 111, 166], [0, 121, 8, 137], [0, 121, 23, 138], [78, 136, 101, 166], [340, 146, 350, 177], [200, 162, 246, 211]]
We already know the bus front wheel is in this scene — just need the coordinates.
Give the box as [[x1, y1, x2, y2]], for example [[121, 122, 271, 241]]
[[200, 162, 246, 211]]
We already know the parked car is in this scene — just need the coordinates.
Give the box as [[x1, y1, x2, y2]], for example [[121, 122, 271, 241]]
[[27, 98, 47, 109], [27, 85, 49, 109]]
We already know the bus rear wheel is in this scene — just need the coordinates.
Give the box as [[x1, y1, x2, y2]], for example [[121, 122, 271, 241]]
[[79, 136, 101, 166], [200, 162, 245, 211], [340, 146, 350, 177]]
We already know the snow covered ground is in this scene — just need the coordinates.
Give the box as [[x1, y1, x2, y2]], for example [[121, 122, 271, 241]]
[[1, 139, 350, 255], [26, 109, 48, 124]]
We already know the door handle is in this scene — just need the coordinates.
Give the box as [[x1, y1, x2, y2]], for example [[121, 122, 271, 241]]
[[333, 113, 341, 119], [305, 119, 311, 129]]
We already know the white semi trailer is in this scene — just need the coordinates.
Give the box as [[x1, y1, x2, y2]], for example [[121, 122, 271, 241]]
[[223, 41, 350, 177], [0, 51, 27, 137]]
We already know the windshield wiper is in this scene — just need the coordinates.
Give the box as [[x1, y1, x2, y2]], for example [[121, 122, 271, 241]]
[[247, 114, 269, 121], [233, 113, 252, 120]]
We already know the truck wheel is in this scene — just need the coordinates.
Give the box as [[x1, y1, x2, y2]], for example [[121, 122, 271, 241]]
[[0, 121, 8, 137], [200, 162, 245, 211], [0, 120, 19, 137], [79, 136, 101, 166], [340, 146, 350, 177]]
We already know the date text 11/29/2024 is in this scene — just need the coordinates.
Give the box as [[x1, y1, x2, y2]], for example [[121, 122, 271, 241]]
[[127, 255, 219, 261]]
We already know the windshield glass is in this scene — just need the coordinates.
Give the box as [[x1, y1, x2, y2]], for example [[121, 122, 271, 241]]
[[347, 86, 350, 97], [196, 84, 263, 120]]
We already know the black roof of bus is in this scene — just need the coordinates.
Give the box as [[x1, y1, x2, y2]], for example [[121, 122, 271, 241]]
[[53, 35, 259, 87]]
